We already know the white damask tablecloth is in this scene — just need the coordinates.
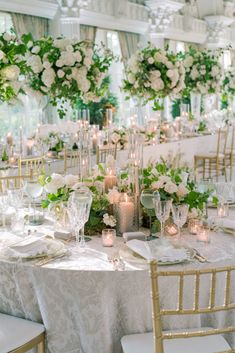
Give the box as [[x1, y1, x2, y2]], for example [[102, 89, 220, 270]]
[[0, 225, 235, 353]]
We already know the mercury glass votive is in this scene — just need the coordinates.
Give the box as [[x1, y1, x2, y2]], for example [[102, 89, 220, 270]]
[[188, 218, 202, 235], [196, 225, 210, 243], [102, 229, 116, 247], [217, 203, 229, 218]]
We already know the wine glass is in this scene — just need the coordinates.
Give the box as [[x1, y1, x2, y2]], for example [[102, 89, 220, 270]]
[[24, 180, 44, 225], [153, 199, 172, 238], [68, 187, 92, 248], [0, 194, 9, 231], [172, 204, 189, 238]]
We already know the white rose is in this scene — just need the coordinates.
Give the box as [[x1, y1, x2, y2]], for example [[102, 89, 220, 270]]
[[64, 174, 79, 188], [176, 183, 189, 198], [107, 188, 120, 204], [27, 55, 43, 74], [84, 57, 93, 67], [74, 51, 82, 62], [148, 57, 154, 64], [103, 213, 116, 228], [152, 180, 164, 190], [184, 56, 194, 68], [66, 45, 74, 52], [32, 46, 40, 54], [56, 60, 63, 68], [128, 73, 135, 84], [164, 181, 178, 194], [27, 41, 33, 48], [57, 69, 65, 78], [43, 61, 51, 70], [41, 68, 55, 88], [3, 33, 11, 41], [1, 65, 20, 81], [45, 173, 65, 194], [0, 50, 5, 60]]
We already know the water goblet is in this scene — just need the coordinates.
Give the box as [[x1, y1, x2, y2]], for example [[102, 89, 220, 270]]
[[172, 204, 189, 238], [24, 180, 44, 225], [153, 199, 172, 238], [68, 187, 92, 248]]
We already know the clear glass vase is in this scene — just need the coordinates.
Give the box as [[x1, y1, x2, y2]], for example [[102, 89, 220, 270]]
[[190, 92, 201, 119]]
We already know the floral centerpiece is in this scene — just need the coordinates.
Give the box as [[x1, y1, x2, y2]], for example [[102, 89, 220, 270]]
[[123, 44, 185, 110], [24, 34, 114, 118], [40, 169, 117, 235], [0, 31, 28, 102], [178, 46, 223, 98], [141, 160, 217, 218]]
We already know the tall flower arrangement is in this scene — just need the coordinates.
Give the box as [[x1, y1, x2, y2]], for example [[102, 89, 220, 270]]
[[23, 34, 113, 118], [178, 46, 223, 98], [123, 44, 185, 110], [0, 32, 28, 102], [222, 67, 235, 97]]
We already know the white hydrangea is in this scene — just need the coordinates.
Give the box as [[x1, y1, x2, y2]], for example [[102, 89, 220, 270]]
[[27, 55, 43, 74], [41, 68, 55, 88], [1, 65, 20, 81], [64, 174, 79, 188]]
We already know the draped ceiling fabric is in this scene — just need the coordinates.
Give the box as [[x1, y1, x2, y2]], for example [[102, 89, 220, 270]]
[[11, 13, 48, 39], [118, 31, 140, 65], [80, 25, 97, 42]]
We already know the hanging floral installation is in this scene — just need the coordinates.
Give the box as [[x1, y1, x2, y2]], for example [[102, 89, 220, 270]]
[[122, 44, 186, 110]]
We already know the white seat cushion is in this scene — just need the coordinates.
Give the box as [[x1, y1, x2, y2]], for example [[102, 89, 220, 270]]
[[0, 313, 45, 353], [121, 329, 231, 353]]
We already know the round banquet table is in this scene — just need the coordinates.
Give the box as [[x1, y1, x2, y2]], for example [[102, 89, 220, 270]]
[[0, 222, 235, 353]]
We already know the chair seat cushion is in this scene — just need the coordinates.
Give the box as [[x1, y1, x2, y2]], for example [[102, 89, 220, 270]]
[[121, 328, 231, 353], [0, 313, 45, 353]]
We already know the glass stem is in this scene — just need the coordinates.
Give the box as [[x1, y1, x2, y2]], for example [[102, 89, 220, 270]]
[[160, 221, 163, 238], [75, 228, 80, 244], [149, 215, 152, 235], [79, 226, 85, 248]]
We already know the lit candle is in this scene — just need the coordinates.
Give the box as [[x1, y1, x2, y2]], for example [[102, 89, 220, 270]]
[[116, 193, 135, 234], [9, 156, 16, 165], [6, 132, 13, 146], [165, 223, 178, 236], [92, 133, 97, 152], [188, 218, 202, 235], [26, 139, 34, 156], [102, 229, 116, 247], [104, 169, 117, 192], [217, 204, 229, 218], [196, 225, 210, 243]]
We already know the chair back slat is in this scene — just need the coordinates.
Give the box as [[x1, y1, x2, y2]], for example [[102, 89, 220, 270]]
[[0, 175, 30, 193], [19, 156, 44, 178], [150, 261, 235, 353], [96, 144, 117, 164]]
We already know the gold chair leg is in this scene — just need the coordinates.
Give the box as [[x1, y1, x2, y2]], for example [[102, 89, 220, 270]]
[[223, 158, 227, 182], [230, 155, 233, 181], [203, 159, 206, 179], [38, 339, 45, 353]]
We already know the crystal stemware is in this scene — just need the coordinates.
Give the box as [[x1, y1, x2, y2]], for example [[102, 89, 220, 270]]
[[153, 199, 172, 238], [24, 180, 43, 225], [68, 187, 92, 248], [172, 204, 189, 237]]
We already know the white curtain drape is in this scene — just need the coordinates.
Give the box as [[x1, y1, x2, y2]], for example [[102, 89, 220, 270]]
[[11, 13, 48, 39], [118, 31, 140, 65], [80, 25, 97, 42]]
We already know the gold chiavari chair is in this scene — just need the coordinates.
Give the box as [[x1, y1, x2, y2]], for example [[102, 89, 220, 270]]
[[121, 260, 235, 353], [225, 123, 235, 181], [63, 148, 81, 173], [0, 175, 31, 193], [18, 156, 45, 178], [194, 128, 228, 182], [0, 313, 45, 353], [96, 144, 117, 164]]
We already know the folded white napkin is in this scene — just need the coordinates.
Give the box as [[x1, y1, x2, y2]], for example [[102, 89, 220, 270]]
[[215, 218, 235, 230], [126, 239, 189, 263], [4, 236, 64, 258], [123, 231, 146, 243]]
